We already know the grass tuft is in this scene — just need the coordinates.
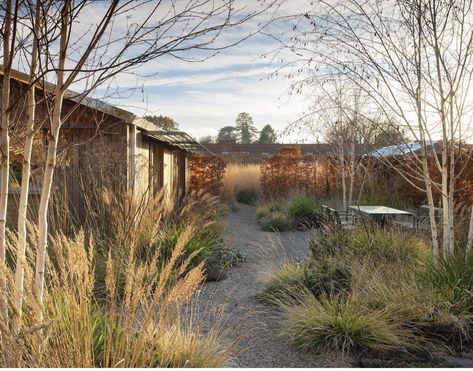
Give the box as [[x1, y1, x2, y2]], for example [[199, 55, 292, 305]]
[[262, 227, 473, 360], [259, 211, 291, 232], [223, 163, 261, 205], [281, 293, 413, 354]]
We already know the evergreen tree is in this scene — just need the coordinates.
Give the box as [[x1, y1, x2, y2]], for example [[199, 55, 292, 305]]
[[217, 126, 237, 142], [258, 124, 277, 143], [234, 112, 258, 144], [199, 135, 216, 144]]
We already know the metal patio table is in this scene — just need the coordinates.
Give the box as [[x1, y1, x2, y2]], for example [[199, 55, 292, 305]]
[[348, 205, 415, 227]]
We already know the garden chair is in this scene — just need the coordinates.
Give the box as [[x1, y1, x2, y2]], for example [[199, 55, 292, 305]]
[[415, 205, 442, 230], [391, 205, 441, 230], [321, 205, 356, 229]]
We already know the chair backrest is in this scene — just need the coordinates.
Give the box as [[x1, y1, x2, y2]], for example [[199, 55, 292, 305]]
[[321, 205, 341, 225], [418, 205, 442, 224]]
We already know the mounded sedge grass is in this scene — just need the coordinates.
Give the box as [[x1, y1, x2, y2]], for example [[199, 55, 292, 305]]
[[263, 227, 473, 356]]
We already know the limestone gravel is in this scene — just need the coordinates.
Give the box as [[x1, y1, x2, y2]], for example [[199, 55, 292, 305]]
[[191, 203, 352, 368]]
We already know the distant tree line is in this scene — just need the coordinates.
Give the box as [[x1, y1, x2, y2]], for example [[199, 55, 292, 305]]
[[200, 112, 278, 144]]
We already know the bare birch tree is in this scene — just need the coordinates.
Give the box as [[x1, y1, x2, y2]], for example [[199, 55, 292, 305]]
[[293, 78, 405, 210], [0, 0, 20, 325], [271, 0, 473, 257], [13, 0, 42, 333], [0, 0, 277, 323]]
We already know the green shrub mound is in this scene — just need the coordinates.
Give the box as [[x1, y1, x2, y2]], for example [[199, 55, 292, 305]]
[[282, 295, 413, 355], [262, 228, 473, 360], [255, 193, 323, 232], [259, 211, 291, 232], [286, 194, 323, 229], [235, 188, 259, 205]]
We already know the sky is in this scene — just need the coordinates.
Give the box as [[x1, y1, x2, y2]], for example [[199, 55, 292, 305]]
[[15, 0, 471, 144], [118, 54, 308, 142], [86, 1, 312, 143]]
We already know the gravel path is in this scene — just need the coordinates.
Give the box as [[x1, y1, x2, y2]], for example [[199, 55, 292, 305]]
[[193, 203, 351, 368]]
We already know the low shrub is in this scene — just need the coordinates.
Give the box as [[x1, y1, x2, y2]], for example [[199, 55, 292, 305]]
[[286, 194, 322, 228], [259, 211, 292, 232], [281, 294, 413, 354], [205, 246, 247, 281], [255, 205, 270, 221], [235, 188, 259, 205]]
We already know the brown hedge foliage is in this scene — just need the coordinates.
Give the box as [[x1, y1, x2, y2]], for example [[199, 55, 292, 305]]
[[260, 147, 473, 211], [260, 147, 341, 198], [188, 154, 226, 195], [361, 153, 473, 210]]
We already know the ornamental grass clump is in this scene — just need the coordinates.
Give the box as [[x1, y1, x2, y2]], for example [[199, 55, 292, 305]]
[[255, 193, 322, 232], [286, 194, 322, 229], [263, 227, 473, 359], [259, 260, 351, 304], [222, 163, 261, 205], [0, 225, 228, 367], [259, 211, 292, 232], [0, 188, 230, 367], [258, 263, 307, 303], [280, 293, 415, 355]]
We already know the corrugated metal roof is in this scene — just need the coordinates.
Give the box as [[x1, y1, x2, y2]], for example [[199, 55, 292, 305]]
[[1, 67, 137, 123], [144, 130, 213, 155], [367, 141, 439, 157]]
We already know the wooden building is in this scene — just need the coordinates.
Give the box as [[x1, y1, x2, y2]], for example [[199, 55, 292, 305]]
[[1, 68, 211, 223]]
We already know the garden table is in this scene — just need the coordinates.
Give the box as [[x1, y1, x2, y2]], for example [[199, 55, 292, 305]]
[[348, 205, 415, 227]]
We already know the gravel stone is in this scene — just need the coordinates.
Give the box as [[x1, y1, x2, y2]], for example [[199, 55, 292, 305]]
[[193, 203, 352, 368]]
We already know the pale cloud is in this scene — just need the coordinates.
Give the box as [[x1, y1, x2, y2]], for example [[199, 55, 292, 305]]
[[111, 68, 308, 142], [70, 0, 316, 142]]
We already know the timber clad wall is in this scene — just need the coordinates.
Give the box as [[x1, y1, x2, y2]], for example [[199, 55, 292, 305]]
[[56, 124, 128, 221], [2, 69, 195, 226]]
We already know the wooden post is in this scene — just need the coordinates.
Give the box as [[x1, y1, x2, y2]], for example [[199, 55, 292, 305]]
[[128, 124, 136, 195]]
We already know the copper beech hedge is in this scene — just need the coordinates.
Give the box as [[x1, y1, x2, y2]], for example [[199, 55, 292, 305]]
[[188, 154, 226, 195], [260, 147, 340, 198], [260, 147, 473, 214]]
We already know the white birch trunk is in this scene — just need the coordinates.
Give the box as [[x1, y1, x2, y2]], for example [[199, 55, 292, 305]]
[[415, 3, 440, 258], [448, 158, 455, 253], [13, 1, 41, 332], [35, 97, 64, 319], [348, 136, 356, 207], [448, 113, 455, 252], [441, 141, 452, 255], [34, 1, 69, 319], [340, 154, 347, 210], [0, 0, 13, 323], [467, 206, 473, 252]]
